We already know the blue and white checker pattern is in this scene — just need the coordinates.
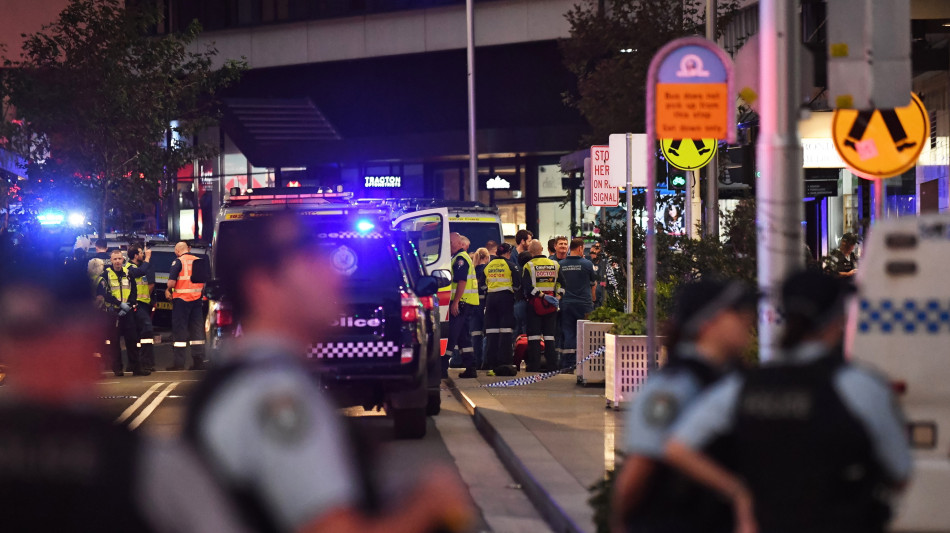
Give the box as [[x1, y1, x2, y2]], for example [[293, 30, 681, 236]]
[[308, 341, 400, 359], [858, 298, 950, 335]]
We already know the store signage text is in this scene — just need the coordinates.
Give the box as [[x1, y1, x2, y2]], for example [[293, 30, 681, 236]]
[[486, 176, 511, 190], [364, 175, 402, 188]]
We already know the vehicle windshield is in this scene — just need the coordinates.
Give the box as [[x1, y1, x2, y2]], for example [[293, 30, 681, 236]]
[[449, 221, 501, 252]]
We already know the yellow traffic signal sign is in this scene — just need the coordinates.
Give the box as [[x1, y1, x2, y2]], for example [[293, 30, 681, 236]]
[[660, 138, 717, 171]]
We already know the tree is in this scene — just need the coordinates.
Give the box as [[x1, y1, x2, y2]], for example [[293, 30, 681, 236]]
[[560, 0, 741, 146], [0, 0, 246, 233]]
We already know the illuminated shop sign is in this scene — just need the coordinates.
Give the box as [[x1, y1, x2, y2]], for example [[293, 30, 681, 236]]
[[486, 176, 511, 189], [478, 174, 520, 191], [364, 175, 402, 188]]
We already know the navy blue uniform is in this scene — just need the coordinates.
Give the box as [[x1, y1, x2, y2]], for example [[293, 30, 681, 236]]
[[447, 252, 475, 372], [558, 255, 597, 369]]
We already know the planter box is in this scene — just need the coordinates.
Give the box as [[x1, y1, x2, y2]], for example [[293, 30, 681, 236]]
[[605, 333, 665, 409], [576, 320, 612, 386]]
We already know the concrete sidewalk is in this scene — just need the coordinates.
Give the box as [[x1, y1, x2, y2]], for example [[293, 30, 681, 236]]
[[446, 370, 625, 533]]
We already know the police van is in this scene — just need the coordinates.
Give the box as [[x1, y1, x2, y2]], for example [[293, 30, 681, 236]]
[[373, 200, 504, 354], [206, 187, 446, 438], [847, 213, 950, 531]]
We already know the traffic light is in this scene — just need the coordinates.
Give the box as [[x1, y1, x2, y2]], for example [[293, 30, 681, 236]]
[[668, 172, 687, 190], [657, 157, 687, 190]]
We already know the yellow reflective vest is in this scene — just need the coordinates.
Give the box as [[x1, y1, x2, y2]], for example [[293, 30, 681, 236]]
[[104, 268, 133, 311], [525, 256, 562, 295], [128, 264, 151, 304], [451, 250, 480, 306], [485, 257, 514, 293]]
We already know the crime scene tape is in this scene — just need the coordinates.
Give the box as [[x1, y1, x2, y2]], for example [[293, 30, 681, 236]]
[[479, 345, 607, 388]]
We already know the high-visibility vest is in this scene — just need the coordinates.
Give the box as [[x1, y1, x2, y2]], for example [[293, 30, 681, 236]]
[[485, 258, 514, 293], [451, 251, 480, 306], [172, 254, 203, 302], [104, 268, 132, 311], [525, 257, 561, 295], [127, 264, 151, 304]]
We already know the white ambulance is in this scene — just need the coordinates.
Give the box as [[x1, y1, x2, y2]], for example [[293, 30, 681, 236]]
[[847, 213, 950, 532]]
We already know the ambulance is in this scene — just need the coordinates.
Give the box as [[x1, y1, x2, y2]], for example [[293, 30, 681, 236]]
[[847, 213, 950, 531]]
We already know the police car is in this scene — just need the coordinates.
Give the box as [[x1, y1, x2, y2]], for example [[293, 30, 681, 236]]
[[847, 213, 950, 531], [207, 188, 444, 438]]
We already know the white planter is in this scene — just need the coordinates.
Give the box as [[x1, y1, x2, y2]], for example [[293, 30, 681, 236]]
[[576, 320, 612, 385], [605, 333, 665, 409]]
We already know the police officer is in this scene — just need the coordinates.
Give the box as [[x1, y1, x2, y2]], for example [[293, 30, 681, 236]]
[[823, 232, 859, 278], [166, 241, 206, 371], [665, 270, 911, 533], [587, 242, 607, 309], [128, 244, 156, 372], [184, 213, 474, 533], [521, 240, 566, 372], [0, 249, 250, 533], [447, 232, 479, 378], [611, 279, 757, 533], [558, 238, 598, 371], [97, 250, 151, 376], [484, 243, 521, 376], [513, 230, 534, 336]]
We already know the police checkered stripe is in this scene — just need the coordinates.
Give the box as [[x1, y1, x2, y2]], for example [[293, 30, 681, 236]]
[[320, 231, 385, 239], [308, 341, 400, 359], [480, 346, 607, 388], [858, 298, 950, 335]]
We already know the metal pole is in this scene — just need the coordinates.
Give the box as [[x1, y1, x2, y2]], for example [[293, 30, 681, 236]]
[[705, 0, 720, 238], [873, 179, 884, 221], [466, 0, 478, 202], [757, 0, 804, 362], [626, 133, 634, 314]]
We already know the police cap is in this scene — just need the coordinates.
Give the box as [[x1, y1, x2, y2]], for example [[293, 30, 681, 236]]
[[781, 269, 854, 330], [840, 232, 859, 246], [673, 278, 758, 339]]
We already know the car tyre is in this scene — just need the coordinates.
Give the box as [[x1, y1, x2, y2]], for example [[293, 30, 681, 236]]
[[425, 391, 441, 417], [391, 407, 427, 440]]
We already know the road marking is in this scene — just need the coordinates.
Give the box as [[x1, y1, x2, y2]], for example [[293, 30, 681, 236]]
[[116, 383, 164, 424], [128, 382, 179, 430]]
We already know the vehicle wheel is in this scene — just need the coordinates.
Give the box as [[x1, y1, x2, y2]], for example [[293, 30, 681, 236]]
[[391, 407, 427, 439], [426, 391, 441, 417]]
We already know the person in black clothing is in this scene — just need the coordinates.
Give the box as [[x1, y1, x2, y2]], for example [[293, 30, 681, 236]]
[[558, 238, 597, 370], [514, 230, 534, 336], [822, 232, 859, 278], [483, 243, 521, 376], [612, 278, 757, 533], [0, 248, 250, 533], [97, 250, 151, 376]]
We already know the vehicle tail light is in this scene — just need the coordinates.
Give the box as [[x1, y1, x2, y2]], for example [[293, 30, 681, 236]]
[[419, 295, 435, 311], [401, 292, 420, 322], [891, 380, 907, 395], [215, 304, 233, 327]]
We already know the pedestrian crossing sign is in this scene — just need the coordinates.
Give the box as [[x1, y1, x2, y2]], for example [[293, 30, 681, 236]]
[[832, 92, 928, 179], [660, 138, 717, 170]]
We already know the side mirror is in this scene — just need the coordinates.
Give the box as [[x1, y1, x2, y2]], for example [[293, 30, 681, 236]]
[[431, 269, 452, 288], [415, 275, 439, 297], [203, 279, 224, 300]]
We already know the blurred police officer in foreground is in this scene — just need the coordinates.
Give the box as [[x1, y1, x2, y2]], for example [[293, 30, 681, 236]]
[[97, 249, 151, 376], [823, 232, 859, 278], [166, 241, 206, 371], [0, 250, 250, 533], [184, 214, 474, 533], [612, 279, 757, 533], [128, 244, 157, 372], [665, 270, 911, 533], [558, 238, 597, 371], [483, 243, 520, 376], [448, 232, 479, 378], [522, 240, 566, 372]]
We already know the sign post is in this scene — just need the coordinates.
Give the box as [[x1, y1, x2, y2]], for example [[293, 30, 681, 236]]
[[647, 37, 734, 363], [589, 145, 619, 207]]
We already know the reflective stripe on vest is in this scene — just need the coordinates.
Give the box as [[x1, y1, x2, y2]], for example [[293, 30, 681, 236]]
[[526, 257, 560, 295], [128, 264, 150, 304], [174, 254, 203, 302], [485, 258, 513, 293], [451, 251, 480, 306], [105, 269, 131, 310]]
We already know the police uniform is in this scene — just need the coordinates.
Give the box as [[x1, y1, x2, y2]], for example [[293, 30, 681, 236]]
[[448, 249, 479, 375], [622, 346, 735, 532], [184, 335, 360, 533], [588, 254, 606, 309], [168, 253, 206, 370], [671, 343, 911, 533], [471, 261, 488, 369], [823, 248, 858, 276], [557, 254, 597, 370], [0, 401, 250, 533], [98, 264, 148, 376], [521, 255, 565, 372], [131, 260, 156, 372], [483, 252, 521, 373]]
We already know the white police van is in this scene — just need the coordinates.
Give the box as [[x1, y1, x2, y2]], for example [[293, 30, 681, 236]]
[[847, 213, 950, 531]]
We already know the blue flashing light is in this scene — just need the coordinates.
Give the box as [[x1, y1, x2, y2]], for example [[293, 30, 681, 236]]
[[356, 220, 375, 233], [38, 211, 65, 225]]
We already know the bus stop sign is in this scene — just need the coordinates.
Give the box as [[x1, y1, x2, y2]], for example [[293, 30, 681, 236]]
[[652, 39, 733, 141]]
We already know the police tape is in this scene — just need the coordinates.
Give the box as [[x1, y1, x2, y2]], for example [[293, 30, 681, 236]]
[[479, 345, 607, 388]]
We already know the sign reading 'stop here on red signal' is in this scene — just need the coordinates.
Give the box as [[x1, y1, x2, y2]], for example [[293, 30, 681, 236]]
[[655, 44, 730, 140]]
